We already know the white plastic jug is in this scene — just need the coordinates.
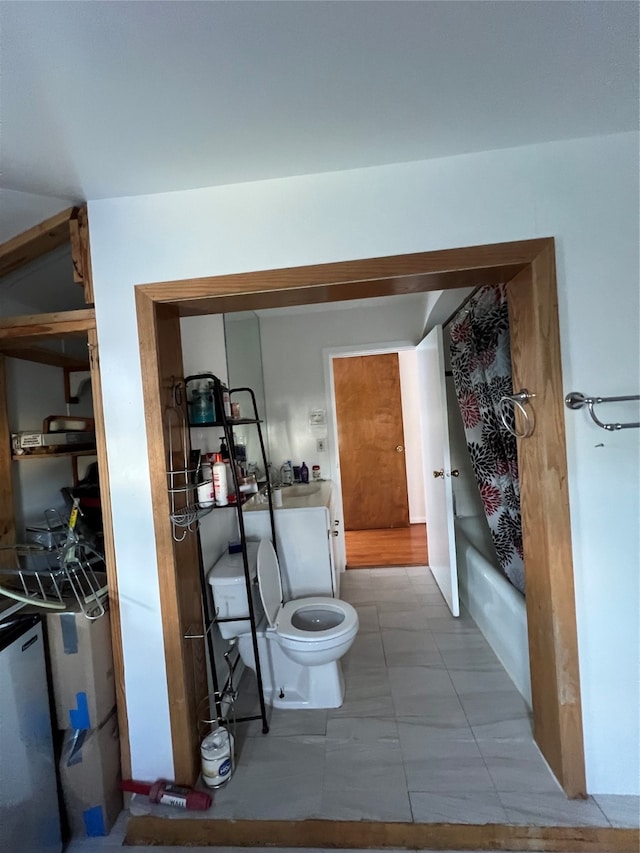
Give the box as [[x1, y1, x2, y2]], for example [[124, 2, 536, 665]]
[[201, 725, 234, 788]]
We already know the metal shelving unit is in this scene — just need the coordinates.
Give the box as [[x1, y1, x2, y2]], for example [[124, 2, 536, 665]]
[[179, 375, 277, 736]]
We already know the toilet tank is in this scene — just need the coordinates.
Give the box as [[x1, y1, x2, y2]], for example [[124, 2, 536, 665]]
[[208, 541, 259, 639]]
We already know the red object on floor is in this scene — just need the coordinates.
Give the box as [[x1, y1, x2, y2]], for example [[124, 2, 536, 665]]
[[121, 778, 212, 810]]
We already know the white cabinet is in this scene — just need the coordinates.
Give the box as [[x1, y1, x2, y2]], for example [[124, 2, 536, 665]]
[[243, 506, 335, 599]]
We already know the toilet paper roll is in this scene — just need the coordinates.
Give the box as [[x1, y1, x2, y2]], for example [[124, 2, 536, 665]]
[[273, 487, 283, 507]]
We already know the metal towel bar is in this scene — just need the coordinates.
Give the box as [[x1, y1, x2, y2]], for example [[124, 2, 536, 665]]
[[565, 392, 640, 431]]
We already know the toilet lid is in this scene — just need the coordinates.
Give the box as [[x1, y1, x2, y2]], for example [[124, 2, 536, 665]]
[[256, 539, 283, 629]]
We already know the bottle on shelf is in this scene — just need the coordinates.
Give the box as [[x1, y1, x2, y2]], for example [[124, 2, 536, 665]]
[[280, 460, 293, 485], [212, 453, 228, 506], [300, 462, 309, 484], [215, 380, 232, 420], [189, 379, 215, 425], [197, 461, 215, 508]]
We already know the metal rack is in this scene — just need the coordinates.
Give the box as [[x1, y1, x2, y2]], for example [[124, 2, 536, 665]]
[[0, 500, 107, 619], [180, 375, 277, 737], [165, 401, 215, 541]]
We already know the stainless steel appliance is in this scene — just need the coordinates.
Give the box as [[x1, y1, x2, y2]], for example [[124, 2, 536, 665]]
[[0, 614, 62, 853]]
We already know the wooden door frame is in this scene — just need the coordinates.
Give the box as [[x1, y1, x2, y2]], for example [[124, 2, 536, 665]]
[[136, 237, 586, 797], [0, 209, 129, 780]]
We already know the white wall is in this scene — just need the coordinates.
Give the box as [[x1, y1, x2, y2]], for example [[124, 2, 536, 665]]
[[88, 131, 639, 793]]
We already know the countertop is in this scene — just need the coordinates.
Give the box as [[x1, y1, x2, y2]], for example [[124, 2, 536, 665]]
[[243, 480, 332, 512]]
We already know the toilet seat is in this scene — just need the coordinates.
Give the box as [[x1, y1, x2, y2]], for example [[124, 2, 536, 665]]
[[277, 597, 358, 643], [256, 539, 358, 645]]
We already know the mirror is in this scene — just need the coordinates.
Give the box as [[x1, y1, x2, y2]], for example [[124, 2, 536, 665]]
[[223, 311, 269, 476]]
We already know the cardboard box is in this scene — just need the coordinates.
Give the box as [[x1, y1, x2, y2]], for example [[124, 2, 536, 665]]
[[60, 709, 122, 838], [47, 609, 116, 730]]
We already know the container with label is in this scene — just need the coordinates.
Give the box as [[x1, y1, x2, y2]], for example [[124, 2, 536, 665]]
[[201, 725, 234, 788]]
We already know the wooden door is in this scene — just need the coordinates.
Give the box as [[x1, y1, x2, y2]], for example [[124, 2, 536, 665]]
[[333, 353, 409, 530]]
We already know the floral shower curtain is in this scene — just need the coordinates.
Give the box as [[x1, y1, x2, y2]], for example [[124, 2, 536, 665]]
[[450, 283, 525, 594]]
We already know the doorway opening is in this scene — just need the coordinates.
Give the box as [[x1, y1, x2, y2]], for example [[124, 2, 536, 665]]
[[135, 237, 586, 799], [328, 347, 428, 570]]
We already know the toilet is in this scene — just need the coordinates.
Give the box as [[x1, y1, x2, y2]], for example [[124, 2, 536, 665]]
[[208, 539, 358, 709]]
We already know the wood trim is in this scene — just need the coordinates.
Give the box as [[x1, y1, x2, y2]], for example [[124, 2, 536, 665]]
[[0, 309, 95, 342], [507, 248, 586, 797], [69, 204, 95, 304], [137, 238, 548, 308], [136, 236, 585, 798], [0, 356, 16, 550], [0, 344, 88, 371], [87, 327, 131, 781], [136, 291, 206, 783], [125, 817, 636, 851], [0, 207, 75, 279]]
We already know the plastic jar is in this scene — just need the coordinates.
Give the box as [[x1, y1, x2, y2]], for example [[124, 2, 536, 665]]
[[201, 725, 234, 788]]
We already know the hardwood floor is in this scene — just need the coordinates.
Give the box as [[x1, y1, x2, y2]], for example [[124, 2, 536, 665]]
[[344, 523, 428, 568]]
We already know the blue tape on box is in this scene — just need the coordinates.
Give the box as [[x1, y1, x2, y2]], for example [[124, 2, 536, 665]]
[[69, 692, 91, 730], [61, 613, 79, 654], [83, 805, 106, 837]]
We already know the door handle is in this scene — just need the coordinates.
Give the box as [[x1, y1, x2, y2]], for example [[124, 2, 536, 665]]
[[433, 469, 444, 478], [448, 470, 460, 478], [395, 445, 404, 453]]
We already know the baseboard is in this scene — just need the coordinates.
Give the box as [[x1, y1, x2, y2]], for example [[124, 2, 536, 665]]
[[125, 816, 637, 851], [410, 516, 426, 524]]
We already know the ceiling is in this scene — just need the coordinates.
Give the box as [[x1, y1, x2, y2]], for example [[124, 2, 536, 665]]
[[1, 1, 638, 205]]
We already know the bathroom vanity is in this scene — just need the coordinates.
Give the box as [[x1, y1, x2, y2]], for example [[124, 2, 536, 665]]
[[243, 481, 339, 599]]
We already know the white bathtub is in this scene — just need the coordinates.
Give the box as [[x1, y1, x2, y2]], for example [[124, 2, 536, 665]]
[[455, 515, 532, 707]]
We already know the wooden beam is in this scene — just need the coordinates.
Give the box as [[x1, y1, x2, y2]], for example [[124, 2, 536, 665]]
[[0, 207, 74, 279], [136, 291, 206, 784], [69, 204, 95, 304], [0, 344, 89, 371], [507, 245, 586, 797], [0, 309, 95, 343], [137, 239, 547, 309], [171, 265, 526, 318], [0, 356, 16, 550], [87, 328, 132, 783], [125, 816, 637, 852]]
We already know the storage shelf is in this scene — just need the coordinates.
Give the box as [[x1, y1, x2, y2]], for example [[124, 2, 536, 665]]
[[12, 448, 97, 461], [188, 417, 261, 428], [180, 378, 273, 736]]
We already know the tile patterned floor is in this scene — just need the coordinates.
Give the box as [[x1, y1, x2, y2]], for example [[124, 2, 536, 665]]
[[65, 566, 639, 850]]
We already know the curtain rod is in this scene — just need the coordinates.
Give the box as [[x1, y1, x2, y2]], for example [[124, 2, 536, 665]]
[[442, 285, 482, 331]]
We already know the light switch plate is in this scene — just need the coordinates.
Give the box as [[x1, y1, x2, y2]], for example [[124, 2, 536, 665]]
[[316, 438, 326, 452]]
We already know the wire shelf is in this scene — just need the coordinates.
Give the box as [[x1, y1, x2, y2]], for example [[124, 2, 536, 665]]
[[0, 505, 108, 619], [165, 402, 216, 540]]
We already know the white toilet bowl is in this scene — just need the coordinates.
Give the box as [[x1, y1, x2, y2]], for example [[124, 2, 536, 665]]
[[208, 539, 358, 709]]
